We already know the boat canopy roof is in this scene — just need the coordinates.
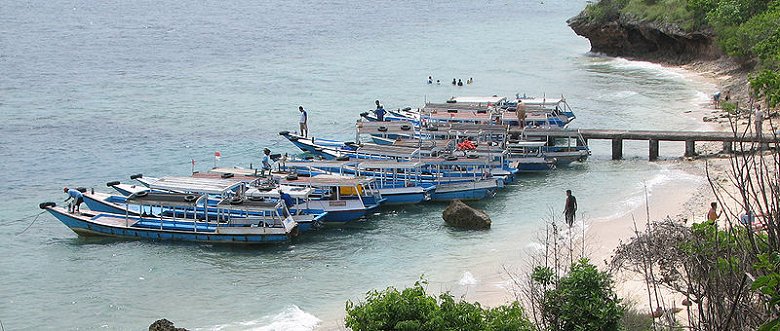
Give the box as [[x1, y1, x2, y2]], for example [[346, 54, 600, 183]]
[[208, 167, 263, 177], [126, 191, 205, 207], [356, 121, 417, 135], [418, 157, 494, 166], [284, 160, 357, 169], [507, 141, 548, 147], [280, 174, 375, 187], [515, 97, 565, 107], [216, 198, 282, 211], [356, 160, 424, 170], [448, 96, 507, 104], [245, 185, 315, 199], [355, 144, 421, 158], [147, 176, 244, 195]]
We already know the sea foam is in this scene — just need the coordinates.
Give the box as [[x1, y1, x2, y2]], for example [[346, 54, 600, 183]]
[[207, 305, 320, 331], [458, 271, 478, 286]]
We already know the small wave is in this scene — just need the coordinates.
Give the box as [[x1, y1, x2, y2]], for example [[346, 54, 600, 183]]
[[206, 305, 320, 331], [458, 271, 478, 286], [603, 57, 686, 80]]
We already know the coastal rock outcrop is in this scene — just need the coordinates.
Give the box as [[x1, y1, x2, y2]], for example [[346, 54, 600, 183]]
[[442, 200, 491, 229], [567, 11, 719, 63], [149, 319, 188, 331]]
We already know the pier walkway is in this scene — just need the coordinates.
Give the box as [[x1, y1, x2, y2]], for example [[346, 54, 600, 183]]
[[513, 128, 780, 160]]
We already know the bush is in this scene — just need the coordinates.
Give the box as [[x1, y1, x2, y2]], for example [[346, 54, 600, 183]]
[[534, 258, 625, 331], [345, 279, 536, 331]]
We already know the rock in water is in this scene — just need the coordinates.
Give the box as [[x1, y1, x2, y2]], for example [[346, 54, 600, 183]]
[[149, 319, 188, 331], [442, 200, 491, 229]]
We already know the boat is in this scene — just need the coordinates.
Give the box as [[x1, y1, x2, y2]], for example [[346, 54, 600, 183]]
[[202, 169, 386, 224], [85, 178, 326, 232], [39, 191, 300, 245]]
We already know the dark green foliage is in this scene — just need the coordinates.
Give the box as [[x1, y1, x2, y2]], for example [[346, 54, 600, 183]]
[[534, 259, 625, 331], [753, 252, 780, 331], [344, 279, 536, 331]]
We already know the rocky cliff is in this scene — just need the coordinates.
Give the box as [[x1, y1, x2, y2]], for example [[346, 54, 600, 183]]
[[567, 11, 720, 64]]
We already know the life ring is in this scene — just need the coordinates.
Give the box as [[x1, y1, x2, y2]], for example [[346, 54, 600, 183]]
[[184, 195, 198, 202], [378, 126, 388, 132], [445, 156, 458, 161], [106, 181, 120, 187], [400, 124, 411, 131]]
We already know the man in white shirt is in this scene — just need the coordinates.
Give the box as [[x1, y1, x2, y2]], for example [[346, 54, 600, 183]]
[[298, 106, 308, 137]]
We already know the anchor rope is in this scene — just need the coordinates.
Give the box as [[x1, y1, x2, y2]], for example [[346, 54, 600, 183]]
[[15, 211, 46, 236]]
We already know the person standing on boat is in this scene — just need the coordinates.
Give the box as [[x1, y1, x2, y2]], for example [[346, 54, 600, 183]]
[[63, 187, 83, 214], [564, 189, 577, 227], [374, 100, 386, 121], [261, 148, 272, 177], [516, 100, 527, 128], [298, 106, 308, 137]]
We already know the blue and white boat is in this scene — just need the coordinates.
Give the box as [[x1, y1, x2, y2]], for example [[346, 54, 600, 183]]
[[282, 160, 434, 205], [40, 192, 300, 245], [202, 169, 386, 224]]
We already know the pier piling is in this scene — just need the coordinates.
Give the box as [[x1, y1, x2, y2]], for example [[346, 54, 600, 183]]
[[611, 138, 623, 160], [649, 139, 659, 161], [685, 140, 696, 157]]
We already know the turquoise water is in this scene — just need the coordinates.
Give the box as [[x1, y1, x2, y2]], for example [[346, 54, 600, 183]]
[[1, 0, 715, 329]]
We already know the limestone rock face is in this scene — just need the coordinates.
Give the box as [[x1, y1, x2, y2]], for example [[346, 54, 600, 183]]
[[442, 200, 491, 230], [567, 11, 719, 64], [149, 319, 188, 331]]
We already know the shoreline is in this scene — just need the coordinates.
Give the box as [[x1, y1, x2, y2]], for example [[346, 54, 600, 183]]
[[312, 58, 741, 330]]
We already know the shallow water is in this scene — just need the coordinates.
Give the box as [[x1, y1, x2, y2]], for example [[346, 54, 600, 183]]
[[0, 0, 716, 329]]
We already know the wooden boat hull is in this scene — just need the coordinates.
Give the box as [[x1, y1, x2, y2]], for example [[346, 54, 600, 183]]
[[44, 206, 297, 245]]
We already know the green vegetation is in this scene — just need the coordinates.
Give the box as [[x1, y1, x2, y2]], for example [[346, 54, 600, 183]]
[[531, 259, 625, 331], [584, 0, 780, 107], [344, 279, 536, 331]]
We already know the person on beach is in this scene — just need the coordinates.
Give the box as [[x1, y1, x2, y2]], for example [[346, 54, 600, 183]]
[[707, 202, 720, 222], [298, 106, 308, 137], [755, 105, 764, 138], [564, 189, 577, 227], [261, 148, 272, 177], [63, 187, 83, 214], [374, 100, 386, 121], [724, 90, 731, 102], [713, 91, 721, 108]]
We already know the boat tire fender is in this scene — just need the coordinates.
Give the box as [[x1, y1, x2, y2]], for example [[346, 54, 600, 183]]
[[106, 181, 121, 187], [229, 197, 243, 205], [378, 126, 388, 132], [134, 191, 149, 197], [221, 173, 234, 179], [336, 156, 349, 161], [39, 202, 56, 209], [184, 195, 198, 202], [286, 174, 298, 181], [467, 154, 479, 159], [445, 156, 458, 161], [130, 174, 143, 180], [402, 107, 412, 111], [400, 124, 411, 131], [279, 131, 290, 136]]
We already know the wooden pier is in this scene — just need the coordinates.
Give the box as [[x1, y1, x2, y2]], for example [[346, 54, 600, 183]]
[[513, 129, 779, 160]]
